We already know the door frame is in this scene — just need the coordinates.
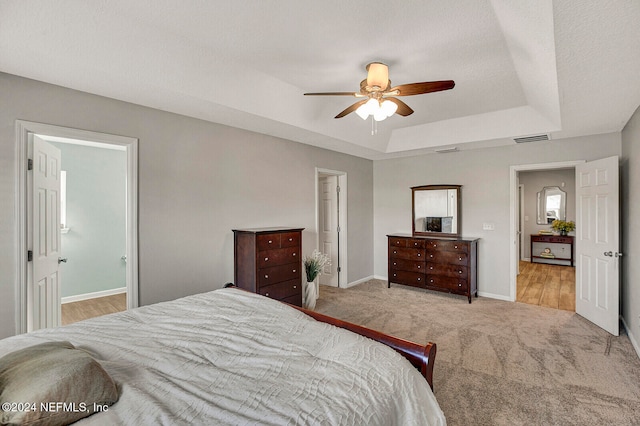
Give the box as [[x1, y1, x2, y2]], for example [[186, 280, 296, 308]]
[[15, 120, 139, 334], [509, 160, 584, 302], [315, 168, 347, 288]]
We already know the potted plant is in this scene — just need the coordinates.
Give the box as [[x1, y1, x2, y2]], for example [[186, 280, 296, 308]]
[[303, 250, 331, 309], [551, 219, 575, 236]]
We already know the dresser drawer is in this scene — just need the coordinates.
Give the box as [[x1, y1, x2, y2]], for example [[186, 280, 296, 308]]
[[426, 250, 468, 266], [280, 232, 300, 248], [390, 258, 426, 273], [258, 279, 301, 300], [281, 292, 303, 306], [426, 275, 468, 292], [425, 240, 468, 253], [258, 264, 300, 286], [426, 263, 468, 278], [258, 247, 300, 268], [257, 234, 281, 251], [389, 237, 408, 247], [389, 270, 426, 287], [389, 246, 426, 261]]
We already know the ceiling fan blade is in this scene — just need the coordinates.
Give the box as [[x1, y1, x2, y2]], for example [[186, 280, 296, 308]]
[[386, 98, 414, 116], [304, 92, 360, 96], [390, 80, 455, 96], [335, 99, 368, 118]]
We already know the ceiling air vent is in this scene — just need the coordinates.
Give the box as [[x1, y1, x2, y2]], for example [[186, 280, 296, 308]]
[[513, 134, 550, 144], [434, 147, 459, 153]]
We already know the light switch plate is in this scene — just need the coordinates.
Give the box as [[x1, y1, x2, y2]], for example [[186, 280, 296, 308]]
[[483, 223, 495, 231]]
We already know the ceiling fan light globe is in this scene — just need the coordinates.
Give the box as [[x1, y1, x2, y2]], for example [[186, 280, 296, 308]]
[[373, 109, 388, 121], [355, 104, 370, 120], [381, 100, 398, 117]]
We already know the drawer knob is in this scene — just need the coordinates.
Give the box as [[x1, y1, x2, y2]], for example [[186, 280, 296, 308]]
[[268, 240, 272, 244], [265, 257, 269, 261], [417, 265, 421, 269], [417, 253, 421, 257], [293, 285, 297, 289], [458, 270, 463, 274], [293, 253, 297, 256], [293, 269, 296, 273], [393, 250, 397, 254], [393, 273, 397, 277], [265, 293, 270, 297], [414, 242, 418, 246], [454, 245, 458, 249], [417, 277, 421, 281], [289, 238, 293, 241], [265, 274, 269, 279], [458, 283, 462, 287], [434, 244, 437, 247], [393, 262, 397, 266], [459, 257, 462, 261], [430, 279, 434, 283], [430, 266, 433, 270], [430, 254, 433, 258]]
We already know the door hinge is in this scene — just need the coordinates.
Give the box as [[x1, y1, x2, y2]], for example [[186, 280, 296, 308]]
[[336, 185, 340, 193], [337, 266, 341, 272], [337, 225, 341, 233], [27, 250, 33, 262], [27, 159, 33, 171]]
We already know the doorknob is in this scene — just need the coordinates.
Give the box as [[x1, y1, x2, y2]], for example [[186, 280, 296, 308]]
[[604, 251, 623, 257], [58, 257, 68, 264]]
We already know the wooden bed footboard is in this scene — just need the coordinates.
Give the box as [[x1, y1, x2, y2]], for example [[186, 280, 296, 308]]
[[291, 305, 437, 390]]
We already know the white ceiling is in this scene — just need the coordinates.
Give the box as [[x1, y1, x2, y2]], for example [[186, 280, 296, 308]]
[[1, 0, 639, 160]]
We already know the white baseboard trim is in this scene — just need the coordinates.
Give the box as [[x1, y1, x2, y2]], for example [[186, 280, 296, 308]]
[[344, 275, 377, 288], [478, 291, 513, 302], [621, 316, 640, 360], [62, 287, 126, 304]]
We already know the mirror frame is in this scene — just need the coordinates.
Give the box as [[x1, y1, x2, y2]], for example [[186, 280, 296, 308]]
[[536, 186, 567, 225], [411, 184, 462, 238]]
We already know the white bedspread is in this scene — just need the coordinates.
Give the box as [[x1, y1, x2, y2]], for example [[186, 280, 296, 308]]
[[0, 289, 445, 425]]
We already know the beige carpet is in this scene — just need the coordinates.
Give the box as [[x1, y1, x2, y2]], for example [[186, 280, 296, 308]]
[[314, 280, 640, 426]]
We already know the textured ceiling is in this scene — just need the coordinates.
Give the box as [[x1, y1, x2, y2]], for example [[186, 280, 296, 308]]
[[1, 0, 639, 160]]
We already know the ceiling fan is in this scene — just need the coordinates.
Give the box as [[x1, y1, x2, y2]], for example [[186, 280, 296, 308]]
[[304, 62, 455, 121]]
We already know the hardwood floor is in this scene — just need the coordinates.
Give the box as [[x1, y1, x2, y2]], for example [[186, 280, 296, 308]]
[[517, 260, 575, 311], [61, 293, 126, 325]]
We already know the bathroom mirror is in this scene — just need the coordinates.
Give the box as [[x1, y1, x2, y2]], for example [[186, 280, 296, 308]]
[[536, 186, 566, 225], [412, 185, 461, 237]]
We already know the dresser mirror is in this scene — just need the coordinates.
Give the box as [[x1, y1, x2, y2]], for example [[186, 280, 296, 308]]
[[536, 186, 566, 225], [412, 185, 461, 237]]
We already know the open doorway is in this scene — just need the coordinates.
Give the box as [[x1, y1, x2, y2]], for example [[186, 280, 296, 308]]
[[509, 160, 583, 312], [16, 120, 138, 333], [517, 168, 576, 311], [315, 168, 347, 290]]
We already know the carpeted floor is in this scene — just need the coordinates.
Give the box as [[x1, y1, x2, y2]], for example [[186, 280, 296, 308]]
[[314, 280, 640, 426]]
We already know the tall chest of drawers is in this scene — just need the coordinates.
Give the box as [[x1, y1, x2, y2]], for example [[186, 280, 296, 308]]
[[233, 227, 304, 306], [387, 234, 479, 303]]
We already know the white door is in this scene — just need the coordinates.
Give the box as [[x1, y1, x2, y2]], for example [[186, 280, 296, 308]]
[[318, 175, 339, 287], [30, 135, 62, 331], [575, 156, 620, 336]]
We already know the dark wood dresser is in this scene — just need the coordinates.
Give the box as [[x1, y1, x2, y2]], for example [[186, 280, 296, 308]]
[[233, 227, 304, 306], [530, 234, 574, 266], [387, 234, 479, 303]]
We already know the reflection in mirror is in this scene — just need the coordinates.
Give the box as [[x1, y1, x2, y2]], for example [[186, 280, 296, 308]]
[[412, 185, 461, 237], [536, 186, 566, 225]]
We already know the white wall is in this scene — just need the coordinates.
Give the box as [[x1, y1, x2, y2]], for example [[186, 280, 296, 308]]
[[0, 72, 373, 338], [373, 134, 621, 300], [621, 104, 640, 356]]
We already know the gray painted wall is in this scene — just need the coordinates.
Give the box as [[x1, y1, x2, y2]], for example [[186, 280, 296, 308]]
[[373, 134, 621, 300], [51, 142, 127, 298], [0, 72, 373, 338], [621, 104, 640, 355], [518, 169, 576, 260]]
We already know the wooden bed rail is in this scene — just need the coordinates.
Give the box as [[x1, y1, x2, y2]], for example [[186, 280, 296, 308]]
[[290, 304, 437, 390]]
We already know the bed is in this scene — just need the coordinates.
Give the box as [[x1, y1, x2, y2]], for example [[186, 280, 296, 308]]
[[0, 288, 445, 425]]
